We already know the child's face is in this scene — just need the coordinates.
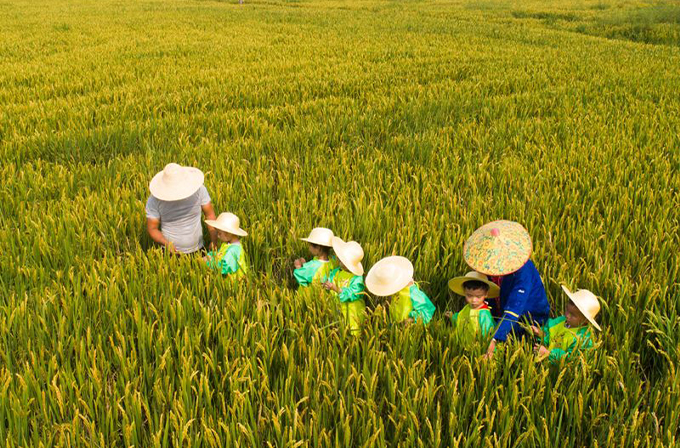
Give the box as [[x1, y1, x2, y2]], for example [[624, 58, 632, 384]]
[[464, 288, 487, 309], [308, 243, 321, 257], [565, 302, 588, 327], [217, 230, 236, 242]]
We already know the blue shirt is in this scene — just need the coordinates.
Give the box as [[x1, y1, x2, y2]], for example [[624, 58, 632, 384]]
[[493, 259, 550, 342]]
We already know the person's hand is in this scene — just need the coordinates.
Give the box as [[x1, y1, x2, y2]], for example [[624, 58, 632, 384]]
[[294, 258, 306, 269], [403, 317, 415, 326], [166, 242, 179, 253], [483, 339, 497, 360], [530, 325, 544, 337], [534, 345, 549, 357], [443, 311, 453, 319], [322, 281, 339, 293]]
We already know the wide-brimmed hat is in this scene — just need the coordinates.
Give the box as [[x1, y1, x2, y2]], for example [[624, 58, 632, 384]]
[[149, 163, 204, 201], [366, 256, 414, 297], [300, 227, 334, 247], [463, 220, 532, 276], [331, 237, 364, 276], [205, 212, 248, 237], [562, 285, 602, 331], [448, 271, 500, 298]]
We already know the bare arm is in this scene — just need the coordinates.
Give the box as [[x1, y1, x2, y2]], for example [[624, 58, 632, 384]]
[[147, 218, 174, 250], [201, 202, 218, 249]]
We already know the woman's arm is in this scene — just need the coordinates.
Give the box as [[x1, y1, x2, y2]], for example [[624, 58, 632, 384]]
[[201, 202, 218, 249]]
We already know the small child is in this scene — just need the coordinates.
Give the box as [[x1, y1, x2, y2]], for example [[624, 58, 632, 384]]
[[322, 237, 366, 333], [204, 212, 249, 278], [532, 285, 601, 363], [365, 256, 435, 325], [293, 227, 337, 287], [445, 271, 500, 344]]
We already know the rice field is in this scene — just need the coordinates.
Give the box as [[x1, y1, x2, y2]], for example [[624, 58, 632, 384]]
[[1, 0, 679, 445]]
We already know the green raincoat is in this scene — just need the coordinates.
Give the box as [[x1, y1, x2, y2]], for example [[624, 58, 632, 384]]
[[294, 257, 338, 287], [451, 304, 495, 344], [327, 267, 366, 333], [206, 242, 248, 278], [389, 284, 436, 325], [540, 316, 594, 362]]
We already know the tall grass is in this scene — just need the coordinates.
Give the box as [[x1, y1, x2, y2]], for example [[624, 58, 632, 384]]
[[0, 0, 679, 444]]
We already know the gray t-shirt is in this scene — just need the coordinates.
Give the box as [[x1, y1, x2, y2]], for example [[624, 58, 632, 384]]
[[145, 185, 211, 254]]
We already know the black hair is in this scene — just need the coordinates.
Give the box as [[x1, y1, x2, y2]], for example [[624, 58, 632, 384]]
[[310, 243, 331, 256], [462, 280, 490, 292]]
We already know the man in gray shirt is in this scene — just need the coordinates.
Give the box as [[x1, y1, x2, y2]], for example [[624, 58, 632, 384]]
[[145, 163, 217, 254]]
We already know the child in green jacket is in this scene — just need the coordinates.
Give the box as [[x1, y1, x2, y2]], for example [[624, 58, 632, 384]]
[[293, 227, 338, 287], [204, 212, 249, 278], [322, 237, 366, 334], [445, 271, 499, 344], [532, 285, 601, 363], [365, 256, 435, 325]]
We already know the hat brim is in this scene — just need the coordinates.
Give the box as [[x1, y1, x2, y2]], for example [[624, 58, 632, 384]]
[[300, 237, 333, 247], [365, 256, 414, 297], [331, 237, 364, 276], [448, 276, 500, 298], [149, 167, 204, 202], [205, 220, 248, 237], [562, 285, 601, 331]]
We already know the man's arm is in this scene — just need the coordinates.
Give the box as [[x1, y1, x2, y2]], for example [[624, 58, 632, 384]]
[[201, 202, 218, 248], [147, 218, 173, 250]]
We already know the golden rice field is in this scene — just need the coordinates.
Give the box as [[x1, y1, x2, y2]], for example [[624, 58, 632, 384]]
[[1, 0, 679, 445]]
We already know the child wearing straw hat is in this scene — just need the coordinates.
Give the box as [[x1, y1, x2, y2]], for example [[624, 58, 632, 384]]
[[204, 212, 249, 278], [293, 228, 338, 287], [322, 237, 366, 333], [463, 220, 551, 359], [445, 271, 499, 343], [532, 285, 601, 363], [365, 256, 436, 325]]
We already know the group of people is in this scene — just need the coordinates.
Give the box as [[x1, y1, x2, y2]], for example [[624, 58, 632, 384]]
[[146, 163, 604, 362]]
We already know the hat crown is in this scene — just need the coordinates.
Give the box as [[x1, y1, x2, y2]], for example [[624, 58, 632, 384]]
[[216, 212, 240, 229], [344, 241, 364, 263], [465, 271, 490, 282], [570, 289, 600, 317], [162, 163, 184, 182], [304, 227, 334, 246]]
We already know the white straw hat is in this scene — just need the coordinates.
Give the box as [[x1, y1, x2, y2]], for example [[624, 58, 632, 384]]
[[366, 256, 414, 297], [331, 237, 364, 276], [300, 227, 334, 247], [561, 285, 602, 331], [149, 163, 204, 202], [448, 271, 500, 298], [205, 212, 248, 237]]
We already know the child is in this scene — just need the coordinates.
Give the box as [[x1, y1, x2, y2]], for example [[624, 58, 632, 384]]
[[293, 227, 337, 287], [445, 271, 500, 344], [204, 212, 249, 278], [532, 285, 601, 363], [365, 256, 435, 325], [322, 237, 366, 333]]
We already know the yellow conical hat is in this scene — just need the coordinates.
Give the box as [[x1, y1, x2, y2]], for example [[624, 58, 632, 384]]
[[464, 220, 532, 276]]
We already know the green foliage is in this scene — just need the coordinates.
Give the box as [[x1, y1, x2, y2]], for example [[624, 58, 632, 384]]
[[0, 0, 679, 445]]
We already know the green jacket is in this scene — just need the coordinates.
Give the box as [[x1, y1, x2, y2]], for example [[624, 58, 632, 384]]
[[294, 256, 338, 287], [389, 284, 436, 325], [451, 304, 495, 344], [541, 316, 594, 362], [327, 267, 366, 333], [206, 242, 248, 277]]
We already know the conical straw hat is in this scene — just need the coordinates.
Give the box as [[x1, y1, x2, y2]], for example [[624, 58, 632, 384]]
[[561, 285, 602, 331], [366, 256, 414, 297], [331, 237, 364, 276], [205, 212, 248, 237], [464, 220, 532, 276], [149, 163, 204, 201], [448, 271, 500, 298], [300, 227, 334, 247]]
